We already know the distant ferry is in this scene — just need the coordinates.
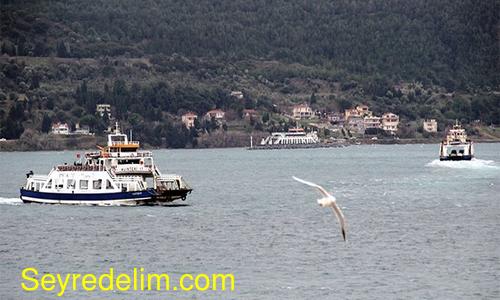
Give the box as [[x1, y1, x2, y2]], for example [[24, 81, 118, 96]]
[[249, 128, 344, 150], [20, 124, 192, 205], [439, 121, 474, 161]]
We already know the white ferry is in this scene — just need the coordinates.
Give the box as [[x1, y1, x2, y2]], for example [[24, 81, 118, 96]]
[[254, 128, 319, 149], [249, 127, 345, 150], [439, 121, 474, 161], [20, 124, 192, 205]]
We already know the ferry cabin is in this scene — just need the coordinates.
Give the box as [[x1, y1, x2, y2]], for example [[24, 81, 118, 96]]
[[21, 165, 153, 204], [86, 126, 156, 176]]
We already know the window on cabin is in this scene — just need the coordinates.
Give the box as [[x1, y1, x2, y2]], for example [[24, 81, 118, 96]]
[[56, 181, 64, 189], [80, 180, 88, 190], [67, 179, 76, 189], [93, 179, 102, 190], [46, 179, 52, 189], [106, 180, 114, 190], [111, 135, 126, 142]]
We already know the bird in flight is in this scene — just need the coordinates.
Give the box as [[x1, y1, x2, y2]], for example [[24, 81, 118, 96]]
[[292, 176, 346, 241]]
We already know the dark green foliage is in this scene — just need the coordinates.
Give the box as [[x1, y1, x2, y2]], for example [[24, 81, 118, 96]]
[[41, 114, 52, 133], [0, 0, 499, 147], [1, 102, 25, 139], [1, 0, 498, 87]]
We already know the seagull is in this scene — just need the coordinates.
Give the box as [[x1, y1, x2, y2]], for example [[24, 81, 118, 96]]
[[292, 176, 346, 241]]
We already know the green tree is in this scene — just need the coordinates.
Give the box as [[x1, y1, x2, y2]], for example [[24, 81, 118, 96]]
[[41, 114, 52, 133]]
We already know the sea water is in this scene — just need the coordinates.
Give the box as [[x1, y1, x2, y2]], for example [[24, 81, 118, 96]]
[[0, 144, 499, 299]]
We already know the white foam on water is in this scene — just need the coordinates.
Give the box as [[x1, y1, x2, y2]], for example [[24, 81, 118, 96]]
[[0, 197, 23, 205], [426, 158, 500, 170]]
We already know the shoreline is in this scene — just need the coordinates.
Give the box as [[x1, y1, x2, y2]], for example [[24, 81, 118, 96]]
[[1, 137, 499, 152]]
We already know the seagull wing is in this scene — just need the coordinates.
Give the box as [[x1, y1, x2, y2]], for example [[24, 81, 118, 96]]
[[292, 176, 332, 198], [330, 203, 346, 241]]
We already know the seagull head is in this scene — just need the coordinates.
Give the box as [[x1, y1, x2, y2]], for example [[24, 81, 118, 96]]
[[317, 197, 335, 207]]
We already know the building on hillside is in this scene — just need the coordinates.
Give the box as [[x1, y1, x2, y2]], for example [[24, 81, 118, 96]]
[[51, 123, 70, 135], [205, 109, 225, 122], [73, 123, 93, 135], [423, 119, 437, 133], [355, 105, 372, 117], [292, 104, 313, 119], [17, 93, 29, 102], [230, 91, 244, 99], [181, 112, 198, 129], [347, 116, 365, 134], [381, 113, 399, 134], [96, 104, 112, 118], [242, 109, 258, 119], [327, 112, 344, 123], [344, 108, 361, 121], [345, 105, 372, 121], [364, 116, 381, 130]]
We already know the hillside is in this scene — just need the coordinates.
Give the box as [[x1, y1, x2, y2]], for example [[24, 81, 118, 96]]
[[0, 0, 499, 149]]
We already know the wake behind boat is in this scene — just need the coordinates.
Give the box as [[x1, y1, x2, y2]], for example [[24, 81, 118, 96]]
[[20, 124, 192, 205]]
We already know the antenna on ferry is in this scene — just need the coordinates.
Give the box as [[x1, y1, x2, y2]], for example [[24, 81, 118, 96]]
[[115, 122, 120, 133], [130, 129, 133, 141]]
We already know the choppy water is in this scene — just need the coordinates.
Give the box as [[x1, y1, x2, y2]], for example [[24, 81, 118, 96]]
[[1, 144, 499, 299]]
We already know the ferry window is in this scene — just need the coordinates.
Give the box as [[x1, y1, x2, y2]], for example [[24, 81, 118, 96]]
[[93, 179, 102, 190], [46, 179, 52, 189], [106, 180, 114, 189], [121, 184, 127, 192], [80, 180, 88, 190], [67, 179, 76, 189], [111, 135, 126, 142]]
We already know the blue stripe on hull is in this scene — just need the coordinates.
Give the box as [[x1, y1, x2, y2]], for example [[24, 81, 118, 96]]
[[20, 189, 155, 202]]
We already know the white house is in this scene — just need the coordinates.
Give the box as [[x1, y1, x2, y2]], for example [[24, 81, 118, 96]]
[[230, 91, 244, 99], [381, 113, 399, 134], [181, 112, 198, 129], [364, 116, 381, 130], [96, 104, 112, 118], [292, 104, 313, 119], [205, 109, 225, 121], [73, 123, 93, 135], [51, 123, 70, 135], [423, 119, 438, 133]]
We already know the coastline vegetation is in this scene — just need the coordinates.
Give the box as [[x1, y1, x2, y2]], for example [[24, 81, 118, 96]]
[[1, 0, 499, 150]]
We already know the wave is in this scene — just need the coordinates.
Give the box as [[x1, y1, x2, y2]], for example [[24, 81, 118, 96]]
[[0, 197, 23, 205], [426, 158, 500, 170]]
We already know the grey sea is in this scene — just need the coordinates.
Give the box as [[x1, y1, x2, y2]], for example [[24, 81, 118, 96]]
[[1, 144, 499, 299]]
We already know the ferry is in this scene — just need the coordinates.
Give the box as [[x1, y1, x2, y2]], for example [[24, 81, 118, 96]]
[[439, 121, 474, 161], [249, 128, 344, 150], [20, 124, 192, 205]]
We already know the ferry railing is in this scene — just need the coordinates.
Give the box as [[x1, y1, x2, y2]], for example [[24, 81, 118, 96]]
[[109, 141, 140, 146], [56, 165, 106, 172], [105, 151, 152, 158]]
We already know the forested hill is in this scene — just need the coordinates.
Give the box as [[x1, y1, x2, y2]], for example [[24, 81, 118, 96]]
[[1, 0, 498, 88], [1, 0, 499, 149]]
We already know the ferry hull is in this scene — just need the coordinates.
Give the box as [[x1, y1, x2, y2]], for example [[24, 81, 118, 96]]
[[20, 188, 156, 206], [439, 155, 473, 161]]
